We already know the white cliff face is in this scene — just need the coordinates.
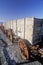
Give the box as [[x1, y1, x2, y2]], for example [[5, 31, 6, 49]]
[[2, 17, 43, 44]]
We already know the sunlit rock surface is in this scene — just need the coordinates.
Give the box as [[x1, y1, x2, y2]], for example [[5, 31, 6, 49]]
[[0, 29, 43, 65]]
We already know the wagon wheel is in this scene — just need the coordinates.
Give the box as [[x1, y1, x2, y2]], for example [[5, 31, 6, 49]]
[[18, 39, 29, 60]]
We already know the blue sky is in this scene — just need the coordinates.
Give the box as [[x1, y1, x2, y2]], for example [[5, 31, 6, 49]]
[[0, 0, 43, 22]]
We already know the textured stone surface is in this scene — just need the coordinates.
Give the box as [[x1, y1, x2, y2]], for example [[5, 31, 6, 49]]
[[0, 47, 8, 65], [0, 29, 42, 65], [0, 29, 12, 45], [0, 44, 42, 65], [2, 17, 43, 44], [6, 44, 42, 65]]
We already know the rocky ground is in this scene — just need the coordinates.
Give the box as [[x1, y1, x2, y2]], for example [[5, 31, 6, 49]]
[[0, 43, 43, 65], [0, 29, 43, 65]]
